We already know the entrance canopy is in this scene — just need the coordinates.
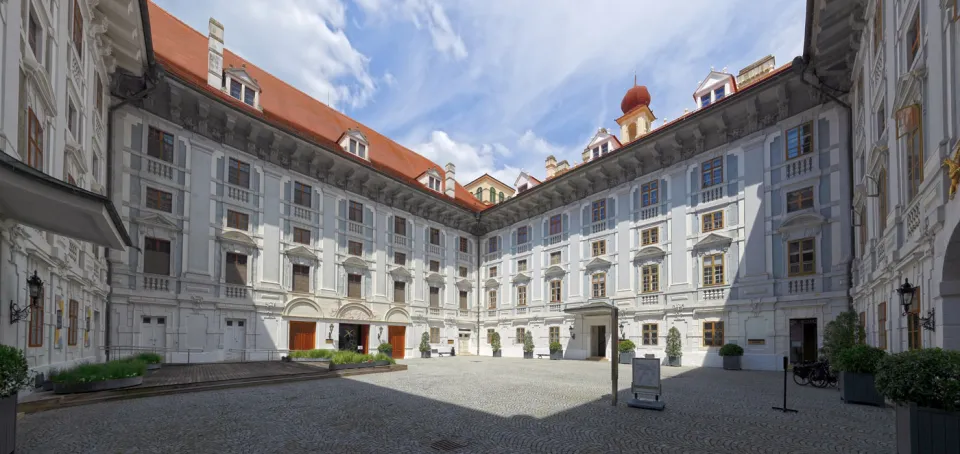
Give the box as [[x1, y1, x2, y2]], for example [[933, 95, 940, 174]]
[[565, 301, 620, 406], [564, 301, 618, 317], [0, 153, 132, 249]]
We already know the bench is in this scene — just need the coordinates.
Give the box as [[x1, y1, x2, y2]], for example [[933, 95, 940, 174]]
[[534, 347, 551, 359], [434, 348, 454, 357]]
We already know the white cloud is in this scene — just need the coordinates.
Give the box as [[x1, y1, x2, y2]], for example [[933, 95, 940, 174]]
[[352, 0, 467, 60]]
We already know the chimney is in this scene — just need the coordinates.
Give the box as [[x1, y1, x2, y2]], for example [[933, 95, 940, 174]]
[[545, 155, 557, 179], [207, 18, 225, 89], [444, 163, 456, 198], [556, 160, 569, 175]]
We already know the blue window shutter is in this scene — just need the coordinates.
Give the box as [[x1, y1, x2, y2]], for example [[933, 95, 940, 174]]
[[726, 154, 739, 197], [387, 216, 394, 235], [216, 156, 225, 182], [581, 205, 590, 234], [562, 214, 569, 239], [337, 199, 346, 232], [364, 207, 373, 227], [511, 229, 517, 248], [440, 231, 446, 247], [338, 199, 347, 217], [131, 124, 143, 152], [177, 139, 186, 167], [542, 219, 548, 238], [407, 221, 414, 242], [608, 197, 616, 221], [284, 220, 291, 237], [283, 181, 291, 216], [632, 190, 640, 212], [252, 170, 260, 194], [661, 179, 668, 203]]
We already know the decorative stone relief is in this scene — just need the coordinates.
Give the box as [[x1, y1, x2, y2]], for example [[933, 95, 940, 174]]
[[341, 308, 372, 320]]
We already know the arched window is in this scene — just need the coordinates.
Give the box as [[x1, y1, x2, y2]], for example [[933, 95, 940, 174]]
[[475, 187, 483, 200], [489, 187, 496, 202], [499, 192, 504, 203]]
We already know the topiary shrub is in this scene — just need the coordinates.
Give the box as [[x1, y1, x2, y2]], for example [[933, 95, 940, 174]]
[[419, 332, 431, 353], [665, 327, 682, 358], [875, 348, 960, 411], [549, 342, 562, 353], [823, 311, 860, 366], [0, 345, 31, 398], [377, 343, 393, 354], [719, 343, 744, 357], [491, 332, 502, 352], [618, 339, 636, 353], [523, 332, 535, 353], [834, 344, 886, 374]]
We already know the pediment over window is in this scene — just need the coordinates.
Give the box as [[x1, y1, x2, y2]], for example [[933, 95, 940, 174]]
[[585, 257, 612, 270], [633, 246, 665, 261], [284, 245, 317, 260], [512, 272, 531, 283], [484, 278, 500, 289], [456, 278, 473, 291], [426, 272, 445, 285], [23, 53, 56, 115], [893, 67, 926, 112], [389, 266, 412, 280], [778, 213, 825, 233], [342, 256, 368, 270], [693, 233, 732, 251], [219, 230, 257, 247], [543, 265, 566, 278], [224, 66, 261, 91], [64, 140, 87, 174], [137, 213, 179, 231], [338, 128, 370, 160]]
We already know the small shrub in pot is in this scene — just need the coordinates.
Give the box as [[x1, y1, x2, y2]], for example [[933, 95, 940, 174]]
[[377, 343, 393, 358], [419, 332, 431, 358], [719, 343, 744, 370], [835, 344, 886, 406], [522, 332, 535, 359], [0, 346, 31, 454], [665, 327, 682, 366], [618, 339, 636, 364], [549, 342, 563, 360], [491, 332, 502, 357]]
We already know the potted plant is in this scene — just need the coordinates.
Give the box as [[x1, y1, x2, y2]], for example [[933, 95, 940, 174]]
[[719, 343, 744, 370], [522, 332, 535, 359], [419, 332, 431, 358], [876, 348, 960, 453], [137, 352, 164, 371], [549, 342, 563, 360], [377, 342, 393, 359], [491, 332, 502, 357], [834, 344, 885, 406], [618, 339, 636, 364], [1, 346, 31, 454], [665, 327, 682, 367]]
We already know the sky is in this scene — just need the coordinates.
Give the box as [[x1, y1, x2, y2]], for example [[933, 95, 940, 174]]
[[153, 0, 806, 186]]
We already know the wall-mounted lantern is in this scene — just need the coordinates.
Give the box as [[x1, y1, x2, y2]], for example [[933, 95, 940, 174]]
[[569, 324, 576, 340], [10, 271, 43, 324]]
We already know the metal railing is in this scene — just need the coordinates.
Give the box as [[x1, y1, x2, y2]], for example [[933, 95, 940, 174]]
[[226, 349, 291, 362], [106, 345, 205, 364]]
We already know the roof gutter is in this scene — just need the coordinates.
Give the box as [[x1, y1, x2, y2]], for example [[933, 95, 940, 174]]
[[802, 0, 815, 64], [138, 0, 159, 75]]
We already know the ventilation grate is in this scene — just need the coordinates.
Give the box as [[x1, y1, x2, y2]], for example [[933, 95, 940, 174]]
[[431, 439, 467, 452]]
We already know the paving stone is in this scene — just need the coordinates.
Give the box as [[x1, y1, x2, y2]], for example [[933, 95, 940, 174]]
[[16, 357, 894, 453]]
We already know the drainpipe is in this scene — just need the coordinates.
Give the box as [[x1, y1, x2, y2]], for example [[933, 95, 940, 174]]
[[475, 215, 481, 356], [792, 57, 854, 312]]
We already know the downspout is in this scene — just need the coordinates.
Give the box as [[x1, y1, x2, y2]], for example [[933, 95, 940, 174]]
[[104, 0, 162, 360], [475, 214, 481, 356]]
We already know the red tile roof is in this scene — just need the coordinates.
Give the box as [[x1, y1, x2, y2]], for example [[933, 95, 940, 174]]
[[146, 2, 488, 212]]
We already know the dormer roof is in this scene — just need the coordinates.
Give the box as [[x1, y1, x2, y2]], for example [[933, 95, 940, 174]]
[[224, 65, 261, 91], [693, 70, 737, 98]]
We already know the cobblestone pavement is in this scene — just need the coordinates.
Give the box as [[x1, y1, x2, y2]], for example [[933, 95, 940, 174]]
[[18, 357, 893, 453]]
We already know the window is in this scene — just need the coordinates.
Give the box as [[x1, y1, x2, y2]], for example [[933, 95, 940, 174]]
[[517, 286, 527, 306], [227, 210, 249, 230], [67, 100, 78, 137], [785, 123, 813, 160], [429, 260, 440, 273], [703, 321, 724, 347], [549, 326, 560, 344], [714, 86, 725, 100], [348, 201, 363, 223], [877, 169, 888, 233], [876, 99, 886, 138], [518, 184, 528, 193], [394, 281, 405, 303], [293, 227, 311, 245], [347, 274, 362, 298], [515, 328, 526, 344], [294, 182, 311, 207], [430, 228, 440, 245], [459, 291, 468, 310], [550, 251, 561, 265], [92, 155, 100, 183], [227, 159, 251, 189], [225, 253, 248, 285], [348, 241, 363, 256], [488, 290, 497, 309], [592, 148, 600, 159], [642, 324, 658, 345], [499, 192, 505, 203], [230, 79, 242, 99], [641, 180, 658, 207], [475, 188, 483, 200], [429, 287, 440, 307], [72, 0, 83, 58], [27, 109, 44, 170], [591, 200, 607, 222], [428, 176, 441, 192], [394, 252, 406, 266], [28, 286, 44, 347], [641, 227, 659, 246], [243, 86, 255, 106], [907, 287, 922, 350], [146, 187, 173, 212], [348, 139, 367, 159], [458, 266, 468, 278], [95, 75, 104, 115], [702, 253, 724, 287], [517, 226, 529, 244], [950, 0, 959, 22], [487, 329, 495, 344], [897, 105, 923, 200], [430, 327, 440, 344], [591, 273, 607, 298], [488, 266, 498, 278], [28, 10, 41, 61], [488, 237, 499, 253], [147, 127, 175, 163], [292, 265, 310, 293], [517, 260, 527, 273], [550, 280, 562, 302], [701, 157, 723, 187], [858, 206, 868, 257], [394, 216, 407, 236], [700, 94, 711, 108], [877, 302, 887, 350], [67, 299, 79, 346], [787, 238, 816, 276], [786, 187, 814, 212], [144, 237, 171, 275], [489, 187, 496, 202], [601, 142, 609, 154], [591, 240, 606, 257], [873, 0, 883, 52], [549, 215, 562, 235], [459, 237, 468, 253], [907, 10, 920, 68], [702, 210, 724, 232], [641, 265, 659, 293]]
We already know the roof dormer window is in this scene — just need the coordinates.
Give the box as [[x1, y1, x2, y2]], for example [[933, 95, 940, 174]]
[[229, 79, 257, 107], [428, 176, 441, 192], [349, 139, 367, 159], [339, 128, 370, 161], [714, 86, 725, 100], [700, 94, 711, 108], [223, 65, 261, 109]]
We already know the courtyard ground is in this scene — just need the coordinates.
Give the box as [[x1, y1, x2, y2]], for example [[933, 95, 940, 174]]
[[17, 356, 894, 453]]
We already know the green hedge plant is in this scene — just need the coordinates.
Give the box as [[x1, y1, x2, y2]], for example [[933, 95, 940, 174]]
[[549, 342, 562, 353], [377, 343, 393, 354], [52, 359, 146, 385], [618, 339, 636, 353], [523, 332, 535, 353], [289, 349, 335, 359], [822, 311, 860, 366], [719, 344, 744, 357], [329, 351, 396, 366], [136, 352, 164, 364], [834, 344, 886, 374], [419, 332, 431, 353], [491, 332, 502, 352], [875, 348, 960, 411], [0, 345, 31, 398], [665, 327, 682, 358]]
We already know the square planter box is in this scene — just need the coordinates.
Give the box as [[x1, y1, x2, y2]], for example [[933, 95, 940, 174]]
[[329, 360, 391, 371], [493, 351, 502, 357], [722, 355, 742, 370], [420, 351, 431, 358], [1, 394, 16, 454], [550, 351, 563, 360], [619, 351, 635, 364], [896, 403, 960, 454], [839, 372, 884, 406], [523, 352, 533, 359], [667, 356, 681, 367], [380, 351, 393, 359]]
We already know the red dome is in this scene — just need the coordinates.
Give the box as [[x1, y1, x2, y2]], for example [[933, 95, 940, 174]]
[[620, 85, 651, 114]]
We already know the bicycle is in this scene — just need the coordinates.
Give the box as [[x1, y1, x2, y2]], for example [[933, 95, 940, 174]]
[[792, 361, 815, 386], [809, 360, 838, 388]]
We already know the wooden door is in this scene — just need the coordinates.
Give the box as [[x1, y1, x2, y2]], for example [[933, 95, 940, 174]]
[[288, 321, 316, 351], [388, 326, 405, 359]]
